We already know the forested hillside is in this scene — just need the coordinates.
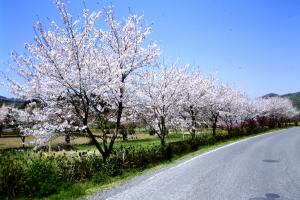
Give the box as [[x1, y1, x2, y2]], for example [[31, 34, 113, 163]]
[[263, 92, 300, 109], [0, 96, 28, 109]]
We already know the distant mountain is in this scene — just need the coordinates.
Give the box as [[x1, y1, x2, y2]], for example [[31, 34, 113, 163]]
[[262, 93, 280, 98], [0, 96, 29, 109], [262, 92, 300, 110]]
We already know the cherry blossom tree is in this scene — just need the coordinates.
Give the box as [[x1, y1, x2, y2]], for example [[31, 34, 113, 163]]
[[176, 72, 214, 140], [201, 82, 240, 136], [218, 90, 248, 134], [236, 98, 259, 131], [6, 0, 159, 160], [98, 8, 159, 141], [256, 97, 299, 128], [135, 62, 186, 146]]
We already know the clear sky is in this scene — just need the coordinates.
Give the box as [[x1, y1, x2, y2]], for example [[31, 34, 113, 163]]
[[0, 0, 300, 98]]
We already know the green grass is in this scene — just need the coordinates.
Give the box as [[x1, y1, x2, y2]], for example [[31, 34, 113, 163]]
[[76, 132, 192, 152], [45, 170, 142, 200]]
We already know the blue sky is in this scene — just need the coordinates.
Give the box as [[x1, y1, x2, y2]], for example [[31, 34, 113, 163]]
[[1, 0, 300, 98]]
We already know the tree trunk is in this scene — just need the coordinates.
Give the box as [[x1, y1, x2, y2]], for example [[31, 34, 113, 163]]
[[212, 114, 218, 137], [161, 136, 165, 146], [158, 116, 167, 147], [121, 128, 128, 141], [21, 136, 26, 148], [86, 127, 107, 161], [227, 129, 231, 135], [191, 128, 196, 141], [108, 100, 123, 147], [212, 122, 217, 137], [65, 134, 70, 143], [190, 113, 196, 140], [122, 133, 127, 141]]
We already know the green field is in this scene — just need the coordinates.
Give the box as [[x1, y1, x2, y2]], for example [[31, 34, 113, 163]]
[[0, 129, 203, 150]]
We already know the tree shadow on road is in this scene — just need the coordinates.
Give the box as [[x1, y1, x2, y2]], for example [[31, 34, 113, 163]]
[[262, 159, 280, 163], [249, 193, 280, 200]]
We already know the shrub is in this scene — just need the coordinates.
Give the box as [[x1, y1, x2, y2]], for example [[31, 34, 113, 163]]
[[0, 150, 106, 198], [105, 157, 124, 176], [24, 157, 64, 197], [91, 172, 111, 184], [0, 153, 26, 198]]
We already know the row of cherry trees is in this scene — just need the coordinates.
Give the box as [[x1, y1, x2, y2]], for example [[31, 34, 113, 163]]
[[2, 0, 299, 160], [130, 63, 299, 146]]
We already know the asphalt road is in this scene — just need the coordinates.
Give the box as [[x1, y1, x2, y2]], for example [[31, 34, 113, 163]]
[[90, 128, 300, 200]]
